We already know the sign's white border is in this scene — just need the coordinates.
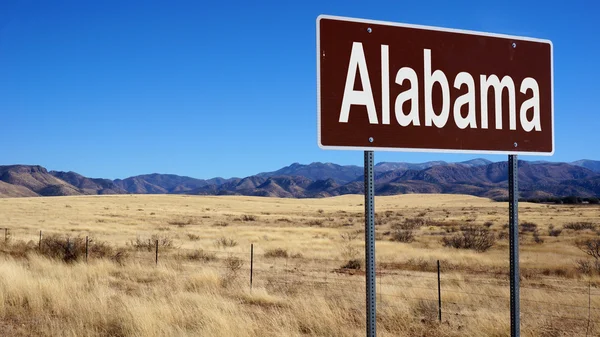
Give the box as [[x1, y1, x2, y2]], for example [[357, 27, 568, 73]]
[[316, 14, 554, 156]]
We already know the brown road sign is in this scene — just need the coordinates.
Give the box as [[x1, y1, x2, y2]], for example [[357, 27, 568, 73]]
[[317, 15, 554, 155]]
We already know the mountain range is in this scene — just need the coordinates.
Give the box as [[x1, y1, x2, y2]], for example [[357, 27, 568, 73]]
[[0, 159, 598, 200]]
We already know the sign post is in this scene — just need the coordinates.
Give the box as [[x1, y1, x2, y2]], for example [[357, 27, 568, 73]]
[[364, 150, 376, 337], [508, 155, 520, 336], [317, 15, 553, 337]]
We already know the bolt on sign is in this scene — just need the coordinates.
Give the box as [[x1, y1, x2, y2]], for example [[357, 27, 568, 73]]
[[317, 15, 554, 155]]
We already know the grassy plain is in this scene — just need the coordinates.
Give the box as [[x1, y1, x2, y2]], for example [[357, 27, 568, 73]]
[[0, 194, 599, 336]]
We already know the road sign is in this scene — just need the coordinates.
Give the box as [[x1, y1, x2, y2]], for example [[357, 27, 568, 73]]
[[317, 15, 554, 155]]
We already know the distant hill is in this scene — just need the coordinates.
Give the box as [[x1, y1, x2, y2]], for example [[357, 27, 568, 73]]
[[258, 162, 362, 184], [0, 159, 598, 200], [50, 171, 126, 195], [113, 174, 210, 194], [0, 165, 81, 196], [374, 158, 492, 172], [572, 160, 600, 173]]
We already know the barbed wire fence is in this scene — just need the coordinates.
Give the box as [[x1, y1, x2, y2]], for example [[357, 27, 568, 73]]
[[0, 227, 599, 335]]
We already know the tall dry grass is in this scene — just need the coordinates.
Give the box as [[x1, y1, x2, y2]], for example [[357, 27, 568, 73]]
[[0, 194, 598, 336]]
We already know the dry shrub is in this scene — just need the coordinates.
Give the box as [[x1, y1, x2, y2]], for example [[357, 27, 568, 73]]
[[307, 220, 324, 227], [187, 249, 217, 262], [548, 228, 562, 237], [264, 248, 288, 258], [520, 221, 538, 233], [221, 255, 244, 287], [575, 259, 600, 275], [576, 238, 600, 260], [112, 248, 129, 266], [564, 222, 596, 231], [0, 239, 37, 259], [412, 299, 438, 324], [242, 215, 257, 222], [341, 259, 361, 270], [187, 233, 200, 241], [393, 217, 426, 230], [442, 226, 495, 252], [392, 229, 415, 243], [340, 231, 360, 260], [214, 237, 238, 249], [533, 230, 544, 244], [129, 234, 174, 251], [406, 257, 436, 272], [39, 234, 114, 263], [224, 256, 243, 272], [152, 234, 174, 248]]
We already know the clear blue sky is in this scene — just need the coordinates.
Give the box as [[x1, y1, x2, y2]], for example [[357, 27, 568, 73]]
[[0, 1, 597, 179]]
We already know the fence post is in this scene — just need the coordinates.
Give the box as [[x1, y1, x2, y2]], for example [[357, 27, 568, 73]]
[[4, 228, 7, 242], [39, 230, 42, 250], [250, 243, 254, 290], [85, 236, 89, 263], [437, 260, 442, 322], [155, 240, 159, 265]]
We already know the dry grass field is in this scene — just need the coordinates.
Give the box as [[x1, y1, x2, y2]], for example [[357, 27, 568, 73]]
[[0, 194, 599, 336]]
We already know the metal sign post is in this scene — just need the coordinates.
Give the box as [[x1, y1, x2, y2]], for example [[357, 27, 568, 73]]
[[364, 151, 376, 337], [508, 155, 520, 337]]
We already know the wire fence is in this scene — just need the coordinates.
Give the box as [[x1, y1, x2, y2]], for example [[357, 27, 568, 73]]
[[1, 227, 599, 335]]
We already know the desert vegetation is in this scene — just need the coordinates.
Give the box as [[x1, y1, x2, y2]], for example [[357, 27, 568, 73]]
[[0, 194, 599, 336]]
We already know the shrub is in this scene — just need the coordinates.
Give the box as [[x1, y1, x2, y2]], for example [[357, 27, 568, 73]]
[[129, 237, 154, 251], [39, 234, 113, 263], [442, 226, 496, 252], [412, 299, 438, 323], [242, 215, 257, 222], [214, 237, 238, 249], [520, 221, 538, 233], [187, 233, 201, 241], [130, 234, 174, 250], [564, 222, 596, 231], [307, 220, 324, 227], [187, 249, 217, 262], [548, 228, 562, 237], [220, 255, 244, 288], [576, 238, 600, 260], [151, 234, 174, 248], [264, 248, 289, 258], [341, 259, 361, 270], [483, 221, 494, 228], [576, 259, 600, 275], [533, 230, 544, 244], [393, 217, 426, 231], [392, 229, 415, 243], [112, 248, 129, 266], [340, 231, 360, 260], [224, 256, 244, 273]]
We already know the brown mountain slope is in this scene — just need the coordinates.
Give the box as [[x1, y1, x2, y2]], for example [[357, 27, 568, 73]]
[[0, 180, 38, 197], [50, 171, 126, 195], [0, 165, 80, 196]]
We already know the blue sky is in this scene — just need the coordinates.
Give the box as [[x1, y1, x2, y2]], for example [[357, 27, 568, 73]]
[[0, 0, 597, 179]]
